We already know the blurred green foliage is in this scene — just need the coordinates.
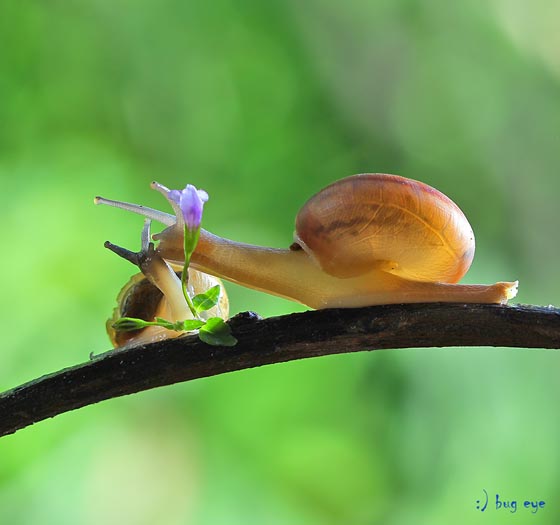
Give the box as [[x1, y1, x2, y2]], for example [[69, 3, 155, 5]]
[[1, 0, 559, 523]]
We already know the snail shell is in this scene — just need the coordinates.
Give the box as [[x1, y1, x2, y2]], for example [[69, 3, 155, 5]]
[[108, 268, 229, 347], [294, 174, 475, 283]]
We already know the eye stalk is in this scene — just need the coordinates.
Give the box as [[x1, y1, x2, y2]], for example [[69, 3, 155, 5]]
[[104, 220, 194, 325]]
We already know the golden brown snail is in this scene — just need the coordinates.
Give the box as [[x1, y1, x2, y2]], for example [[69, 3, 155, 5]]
[[102, 220, 229, 347], [97, 173, 517, 344]]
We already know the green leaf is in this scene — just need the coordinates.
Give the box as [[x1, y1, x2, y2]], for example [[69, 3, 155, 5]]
[[112, 317, 151, 331], [192, 285, 221, 314], [198, 317, 238, 346], [155, 318, 204, 332], [154, 317, 178, 330], [180, 319, 205, 331]]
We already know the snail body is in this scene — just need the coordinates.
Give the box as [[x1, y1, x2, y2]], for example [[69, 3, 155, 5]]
[[97, 173, 517, 330], [101, 219, 228, 347]]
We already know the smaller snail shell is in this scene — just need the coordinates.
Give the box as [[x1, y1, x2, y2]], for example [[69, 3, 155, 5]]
[[108, 268, 229, 347], [294, 174, 475, 283]]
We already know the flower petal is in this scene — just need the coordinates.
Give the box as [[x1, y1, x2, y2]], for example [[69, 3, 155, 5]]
[[177, 184, 208, 231]]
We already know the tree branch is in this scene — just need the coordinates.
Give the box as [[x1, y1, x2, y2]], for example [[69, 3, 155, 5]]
[[1, 303, 559, 438]]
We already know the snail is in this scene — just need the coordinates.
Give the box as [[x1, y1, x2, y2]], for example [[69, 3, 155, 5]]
[[102, 220, 229, 347], [97, 173, 518, 344]]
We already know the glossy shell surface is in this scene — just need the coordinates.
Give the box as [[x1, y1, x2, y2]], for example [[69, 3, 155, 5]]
[[108, 268, 229, 347], [294, 173, 475, 283]]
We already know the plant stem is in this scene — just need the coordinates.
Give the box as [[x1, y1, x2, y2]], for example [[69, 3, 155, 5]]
[[181, 226, 201, 319]]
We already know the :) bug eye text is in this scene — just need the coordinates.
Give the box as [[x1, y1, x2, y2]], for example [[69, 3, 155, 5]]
[[476, 489, 546, 514]]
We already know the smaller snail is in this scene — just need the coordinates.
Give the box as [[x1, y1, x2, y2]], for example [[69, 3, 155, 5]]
[[103, 220, 228, 347], [97, 174, 517, 344]]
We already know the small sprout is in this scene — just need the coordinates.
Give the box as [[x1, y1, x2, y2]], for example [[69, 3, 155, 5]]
[[166, 184, 211, 319]]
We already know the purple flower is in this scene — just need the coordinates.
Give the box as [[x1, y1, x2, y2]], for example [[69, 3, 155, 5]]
[[168, 184, 209, 231]]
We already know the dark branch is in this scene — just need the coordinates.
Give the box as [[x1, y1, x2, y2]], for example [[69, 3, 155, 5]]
[[1, 303, 559, 438]]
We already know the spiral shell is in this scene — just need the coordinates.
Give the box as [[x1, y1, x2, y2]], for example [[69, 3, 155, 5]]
[[293, 173, 475, 283], [108, 268, 229, 347]]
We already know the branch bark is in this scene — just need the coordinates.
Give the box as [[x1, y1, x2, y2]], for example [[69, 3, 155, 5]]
[[1, 303, 559, 438]]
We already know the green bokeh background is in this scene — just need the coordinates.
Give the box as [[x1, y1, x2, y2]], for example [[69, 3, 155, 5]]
[[1, 1, 559, 523]]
